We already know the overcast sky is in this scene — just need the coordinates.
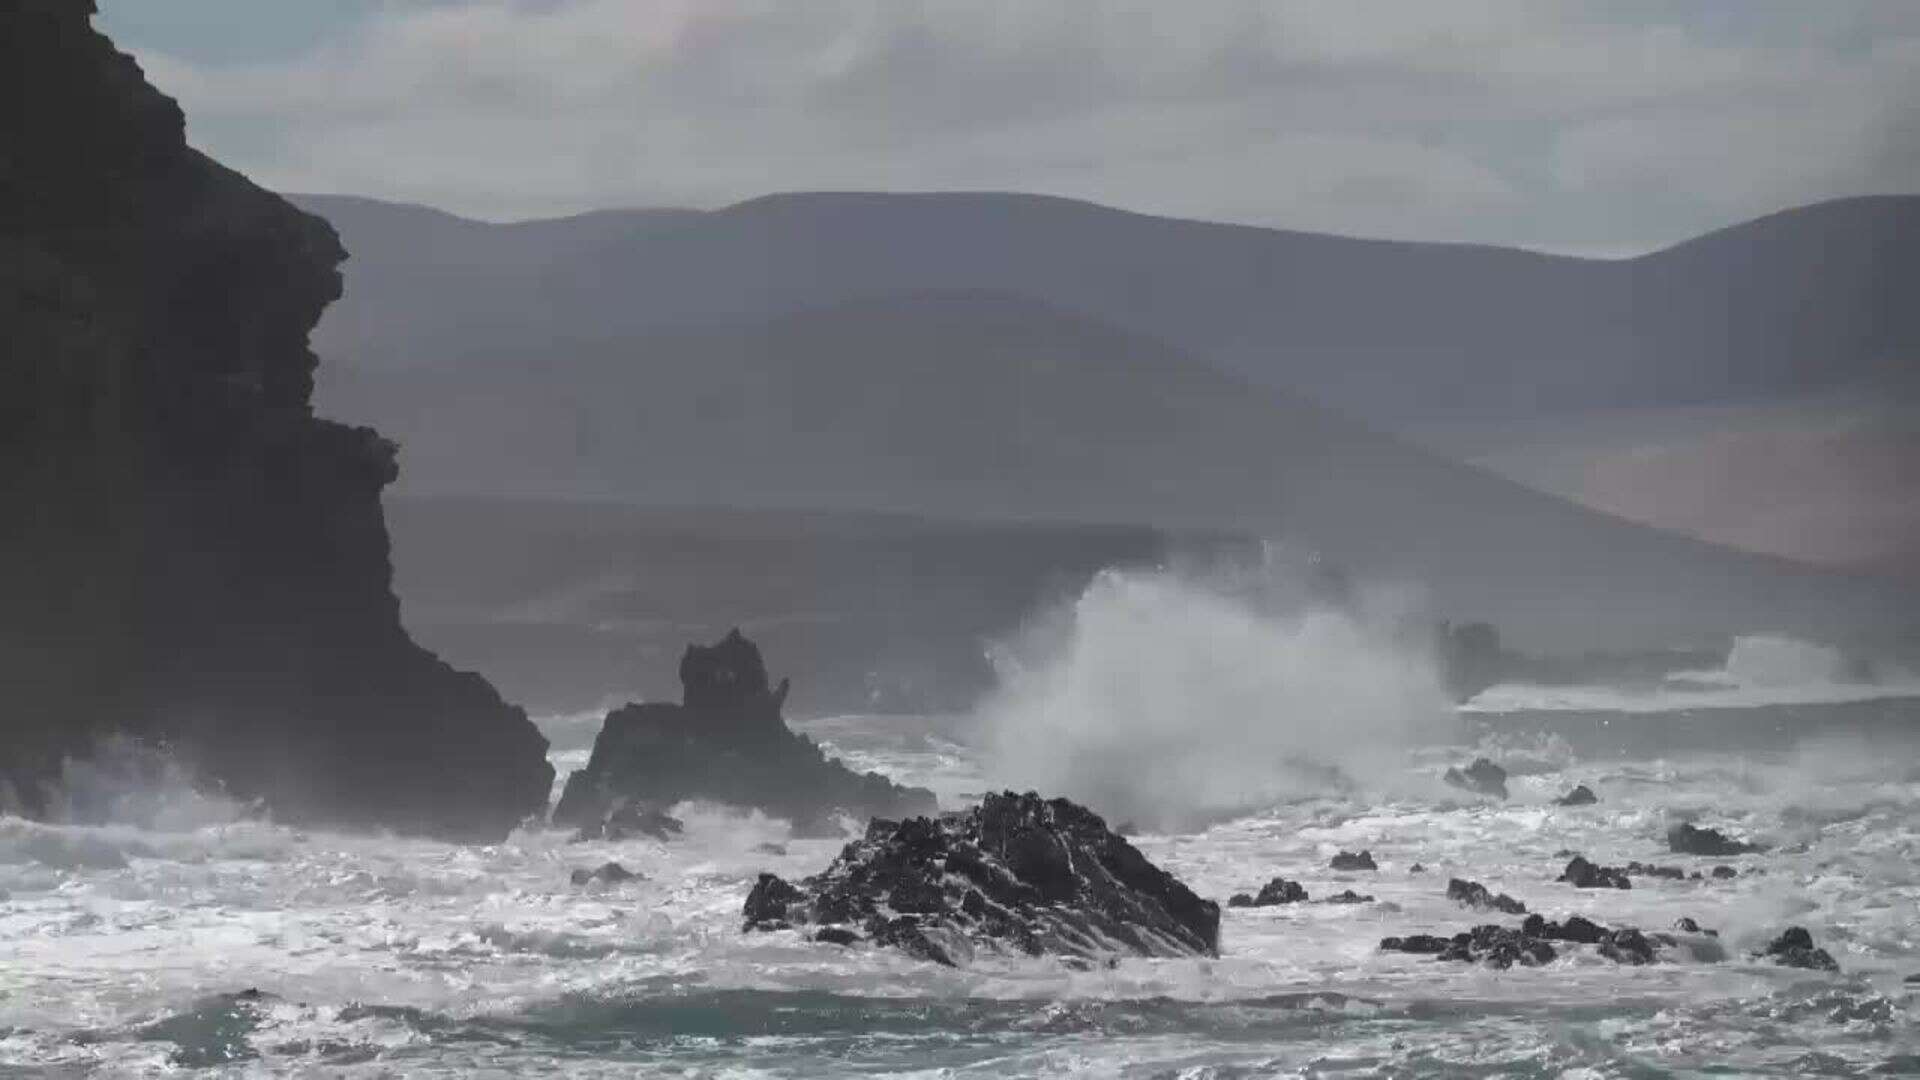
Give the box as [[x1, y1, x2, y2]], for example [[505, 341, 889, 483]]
[[99, 0, 1919, 255]]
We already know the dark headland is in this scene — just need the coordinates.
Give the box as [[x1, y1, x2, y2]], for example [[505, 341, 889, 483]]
[[0, 0, 551, 841]]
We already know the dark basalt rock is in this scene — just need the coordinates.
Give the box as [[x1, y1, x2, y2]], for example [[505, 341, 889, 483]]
[[0, 2, 552, 841], [1758, 926, 1839, 972], [1408, 863, 1427, 874], [1329, 850, 1378, 872], [1598, 927, 1660, 965], [1448, 878, 1527, 914], [554, 631, 936, 835], [1252, 878, 1309, 906], [1443, 758, 1509, 799], [740, 792, 1219, 966], [743, 872, 808, 931], [1379, 934, 1453, 954], [1555, 785, 1598, 806], [1439, 925, 1557, 969], [1712, 865, 1738, 879], [1388, 914, 1688, 969], [1558, 855, 1632, 890], [1322, 889, 1375, 904], [569, 861, 638, 886], [1673, 917, 1718, 937], [1669, 823, 1763, 857], [1626, 861, 1686, 881], [1521, 913, 1608, 944]]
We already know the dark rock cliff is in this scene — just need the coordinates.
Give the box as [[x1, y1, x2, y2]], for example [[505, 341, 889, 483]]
[[0, 2, 551, 840], [553, 630, 936, 835]]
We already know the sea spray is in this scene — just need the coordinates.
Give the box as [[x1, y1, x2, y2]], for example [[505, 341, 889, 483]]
[[973, 564, 1455, 830]]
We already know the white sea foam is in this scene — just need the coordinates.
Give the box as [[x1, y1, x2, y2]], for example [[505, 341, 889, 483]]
[[1468, 632, 1920, 714]]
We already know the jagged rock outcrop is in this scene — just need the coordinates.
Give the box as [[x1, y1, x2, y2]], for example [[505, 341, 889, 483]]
[[740, 792, 1219, 966], [1669, 822, 1763, 856], [554, 630, 936, 835], [1228, 878, 1309, 908], [0, 2, 551, 839], [1555, 785, 1598, 806], [1443, 758, 1509, 799], [1448, 877, 1527, 915]]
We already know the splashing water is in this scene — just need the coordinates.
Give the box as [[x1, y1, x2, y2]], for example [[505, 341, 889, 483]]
[[972, 566, 1455, 830]]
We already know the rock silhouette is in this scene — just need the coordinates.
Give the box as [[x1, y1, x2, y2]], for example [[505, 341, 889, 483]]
[[554, 631, 936, 835], [1555, 785, 1599, 806], [0, 0, 550, 840]]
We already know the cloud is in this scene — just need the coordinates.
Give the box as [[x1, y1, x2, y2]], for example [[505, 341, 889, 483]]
[[109, 0, 1920, 252]]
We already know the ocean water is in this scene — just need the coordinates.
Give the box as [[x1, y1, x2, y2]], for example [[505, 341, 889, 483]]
[[3, 693, 1918, 1077]]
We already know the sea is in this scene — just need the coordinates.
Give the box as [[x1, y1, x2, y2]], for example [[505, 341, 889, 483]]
[[3, 627, 1919, 1076]]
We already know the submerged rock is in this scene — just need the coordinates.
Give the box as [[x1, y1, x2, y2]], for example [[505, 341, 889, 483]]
[[1322, 889, 1375, 905], [1673, 917, 1718, 937], [1758, 926, 1839, 972], [740, 792, 1219, 966], [569, 862, 639, 886], [1669, 823, 1762, 856], [1229, 877, 1309, 908], [1443, 758, 1509, 799], [555, 631, 936, 836], [1555, 785, 1598, 806], [1447, 878, 1527, 915], [1329, 850, 1378, 872], [1521, 913, 1607, 944], [1712, 865, 1738, 879], [1558, 855, 1632, 890]]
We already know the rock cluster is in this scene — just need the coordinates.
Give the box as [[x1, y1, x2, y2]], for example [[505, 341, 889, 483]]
[[0, 1, 552, 840], [1443, 758, 1509, 799], [1382, 912, 1712, 969], [1228, 878, 1309, 908], [741, 792, 1219, 966], [1668, 823, 1762, 856], [554, 631, 936, 836], [1447, 877, 1527, 914]]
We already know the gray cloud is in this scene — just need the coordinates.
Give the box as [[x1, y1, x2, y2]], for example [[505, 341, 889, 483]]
[[113, 0, 1919, 253]]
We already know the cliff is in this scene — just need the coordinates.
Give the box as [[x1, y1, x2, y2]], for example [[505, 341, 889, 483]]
[[0, 1, 551, 840]]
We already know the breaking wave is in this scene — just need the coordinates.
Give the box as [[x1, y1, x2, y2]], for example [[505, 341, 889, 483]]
[[972, 564, 1454, 830]]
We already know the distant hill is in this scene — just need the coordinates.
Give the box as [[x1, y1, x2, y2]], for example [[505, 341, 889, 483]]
[[298, 190, 1919, 584], [297, 191, 1919, 426], [321, 290, 1916, 653]]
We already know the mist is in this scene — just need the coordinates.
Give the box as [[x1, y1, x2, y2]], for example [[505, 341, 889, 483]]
[[973, 562, 1455, 831]]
